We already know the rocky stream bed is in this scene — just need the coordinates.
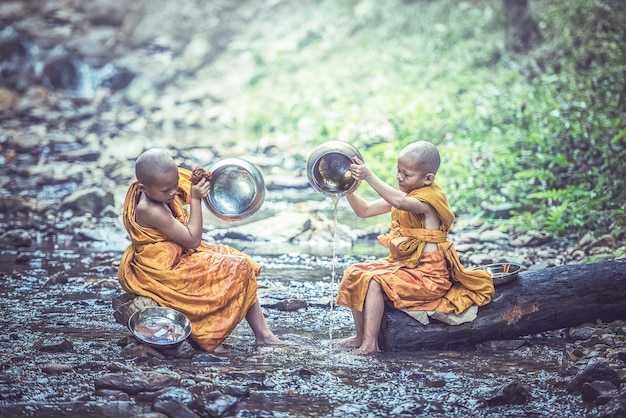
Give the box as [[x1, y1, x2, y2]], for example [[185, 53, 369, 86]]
[[1, 1, 626, 417]]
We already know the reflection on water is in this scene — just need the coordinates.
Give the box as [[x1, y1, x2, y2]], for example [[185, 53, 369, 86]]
[[0, 235, 586, 417]]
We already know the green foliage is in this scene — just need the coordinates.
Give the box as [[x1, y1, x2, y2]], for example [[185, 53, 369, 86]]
[[238, 0, 626, 242]]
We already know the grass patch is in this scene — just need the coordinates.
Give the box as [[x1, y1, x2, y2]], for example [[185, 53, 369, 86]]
[[237, 0, 626, 242]]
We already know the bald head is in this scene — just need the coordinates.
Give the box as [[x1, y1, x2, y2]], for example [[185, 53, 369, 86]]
[[399, 141, 441, 175], [135, 148, 178, 185]]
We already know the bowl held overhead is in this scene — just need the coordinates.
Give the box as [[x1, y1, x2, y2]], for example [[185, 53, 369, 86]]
[[307, 140, 363, 198], [203, 158, 266, 222]]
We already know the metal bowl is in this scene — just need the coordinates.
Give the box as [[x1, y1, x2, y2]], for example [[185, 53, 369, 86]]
[[471, 262, 523, 286], [128, 306, 192, 347], [307, 140, 363, 197], [203, 158, 266, 222]]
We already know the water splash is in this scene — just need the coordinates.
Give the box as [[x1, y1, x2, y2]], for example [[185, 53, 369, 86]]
[[328, 195, 341, 341]]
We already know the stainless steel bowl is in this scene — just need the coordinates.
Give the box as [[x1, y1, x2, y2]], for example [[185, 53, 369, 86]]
[[307, 141, 363, 197], [128, 306, 192, 347], [471, 262, 523, 286], [203, 158, 266, 222]]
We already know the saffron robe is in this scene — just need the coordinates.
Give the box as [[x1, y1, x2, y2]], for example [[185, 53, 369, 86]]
[[336, 183, 494, 316], [117, 168, 260, 351]]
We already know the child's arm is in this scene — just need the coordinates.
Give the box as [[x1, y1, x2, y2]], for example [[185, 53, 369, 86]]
[[350, 158, 433, 215], [345, 193, 391, 218], [137, 178, 210, 248]]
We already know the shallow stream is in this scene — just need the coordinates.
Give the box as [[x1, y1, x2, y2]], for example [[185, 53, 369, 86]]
[[0, 230, 587, 417]]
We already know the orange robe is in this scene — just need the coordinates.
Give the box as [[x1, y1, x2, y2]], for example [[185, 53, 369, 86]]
[[117, 168, 260, 351], [336, 183, 494, 316]]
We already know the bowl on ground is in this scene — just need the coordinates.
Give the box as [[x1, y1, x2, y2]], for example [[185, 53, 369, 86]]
[[128, 306, 192, 347]]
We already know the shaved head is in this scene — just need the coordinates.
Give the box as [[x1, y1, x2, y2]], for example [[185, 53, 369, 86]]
[[399, 141, 441, 175], [135, 148, 178, 185]]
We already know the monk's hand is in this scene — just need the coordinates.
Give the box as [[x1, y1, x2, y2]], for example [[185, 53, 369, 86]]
[[350, 156, 370, 181], [190, 177, 210, 200]]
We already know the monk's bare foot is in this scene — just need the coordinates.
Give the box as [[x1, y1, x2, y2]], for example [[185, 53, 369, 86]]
[[255, 333, 284, 346], [332, 336, 362, 348], [354, 344, 379, 354]]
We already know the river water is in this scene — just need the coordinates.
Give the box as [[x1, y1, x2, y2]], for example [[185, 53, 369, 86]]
[[0, 221, 587, 418]]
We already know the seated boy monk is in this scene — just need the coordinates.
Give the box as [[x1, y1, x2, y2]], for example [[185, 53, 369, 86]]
[[334, 141, 494, 353], [117, 148, 282, 353]]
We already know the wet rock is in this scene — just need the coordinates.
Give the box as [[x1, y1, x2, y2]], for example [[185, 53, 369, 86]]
[[192, 353, 229, 365], [478, 229, 509, 243], [0, 229, 31, 247], [112, 293, 159, 325], [44, 270, 69, 286], [567, 362, 621, 394], [153, 398, 201, 418], [84, 400, 148, 417], [203, 392, 239, 418], [575, 232, 618, 255], [425, 378, 446, 388], [84, 0, 129, 26], [582, 380, 619, 405], [484, 381, 530, 405], [107, 361, 137, 373], [93, 388, 131, 401], [290, 367, 317, 378], [94, 370, 181, 395], [222, 385, 250, 398], [135, 413, 169, 418], [510, 230, 552, 247], [42, 363, 74, 374], [0, 196, 37, 213], [33, 336, 74, 353], [0, 87, 19, 110], [390, 402, 424, 416], [153, 387, 203, 418], [59, 187, 115, 216], [181, 34, 212, 73], [159, 340, 197, 359], [268, 298, 309, 312], [569, 325, 599, 341], [476, 339, 526, 351], [14, 253, 30, 264], [588, 392, 626, 418], [480, 202, 514, 219], [120, 342, 165, 361]]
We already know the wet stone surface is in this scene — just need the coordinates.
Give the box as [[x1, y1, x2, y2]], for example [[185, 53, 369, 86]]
[[1, 240, 625, 417]]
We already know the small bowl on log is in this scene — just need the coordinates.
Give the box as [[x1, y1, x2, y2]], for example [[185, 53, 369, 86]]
[[128, 307, 192, 347], [470, 262, 523, 286]]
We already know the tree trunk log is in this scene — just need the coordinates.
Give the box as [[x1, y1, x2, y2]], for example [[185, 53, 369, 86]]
[[504, 0, 539, 53], [379, 259, 626, 351]]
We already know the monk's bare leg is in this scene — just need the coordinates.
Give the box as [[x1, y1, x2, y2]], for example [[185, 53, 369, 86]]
[[357, 280, 383, 353], [245, 300, 283, 346], [333, 308, 364, 348]]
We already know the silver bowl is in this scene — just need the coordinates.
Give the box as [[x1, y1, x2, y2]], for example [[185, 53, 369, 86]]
[[307, 141, 363, 197], [203, 158, 266, 222], [128, 306, 192, 347], [471, 262, 523, 286]]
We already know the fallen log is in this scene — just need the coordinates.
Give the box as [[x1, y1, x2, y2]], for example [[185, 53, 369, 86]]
[[379, 259, 626, 351]]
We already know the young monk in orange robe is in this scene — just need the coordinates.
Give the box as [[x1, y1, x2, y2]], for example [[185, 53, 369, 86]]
[[334, 141, 494, 353], [117, 148, 281, 352]]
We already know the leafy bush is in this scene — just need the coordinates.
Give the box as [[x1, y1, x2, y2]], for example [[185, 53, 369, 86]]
[[240, 0, 626, 242]]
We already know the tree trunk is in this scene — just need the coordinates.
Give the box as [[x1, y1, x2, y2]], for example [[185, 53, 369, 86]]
[[504, 0, 539, 53], [379, 259, 626, 351]]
